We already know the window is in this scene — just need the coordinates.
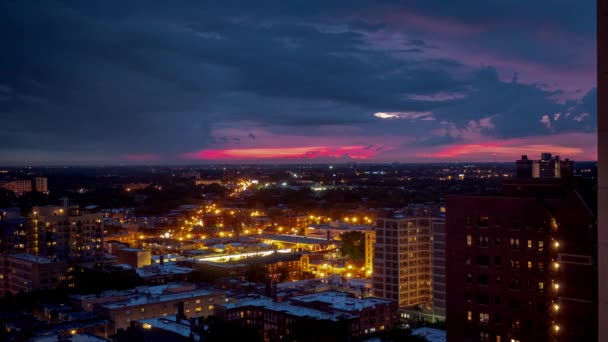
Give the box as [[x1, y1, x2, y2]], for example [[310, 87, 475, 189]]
[[509, 238, 520, 249], [511, 319, 521, 330], [496, 336, 502, 342], [495, 296, 501, 305], [465, 254, 472, 265], [537, 261, 544, 271], [478, 236, 489, 247], [538, 282, 544, 292], [466, 235, 473, 246], [527, 261, 533, 269], [478, 255, 490, 267], [509, 220, 520, 230], [478, 274, 489, 285], [467, 311, 472, 321], [537, 241, 544, 252], [494, 256, 502, 266], [480, 331, 490, 341], [466, 273, 473, 283], [509, 259, 520, 270], [527, 240, 533, 248], [465, 216, 472, 226], [477, 216, 490, 227], [495, 275, 502, 285], [479, 313, 490, 324], [477, 293, 489, 305], [509, 278, 520, 290], [509, 299, 521, 310]]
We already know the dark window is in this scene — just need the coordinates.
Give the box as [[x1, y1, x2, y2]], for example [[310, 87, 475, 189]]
[[510, 221, 520, 230], [495, 275, 502, 285], [477, 293, 489, 305], [477, 255, 490, 267], [478, 274, 489, 285], [494, 256, 502, 266], [495, 296, 501, 305], [509, 278, 520, 290], [509, 259, 520, 270], [509, 299, 521, 310], [466, 273, 473, 283], [465, 254, 472, 265]]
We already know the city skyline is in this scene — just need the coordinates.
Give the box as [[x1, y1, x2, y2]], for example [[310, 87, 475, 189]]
[[0, 1, 598, 165]]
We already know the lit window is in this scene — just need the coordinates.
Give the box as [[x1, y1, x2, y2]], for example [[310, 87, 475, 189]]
[[509, 238, 520, 249], [467, 311, 472, 321], [479, 312, 490, 324], [466, 235, 472, 246], [527, 261, 533, 269], [537, 241, 544, 252], [527, 240, 533, 248], [538, 282, 544, 291]]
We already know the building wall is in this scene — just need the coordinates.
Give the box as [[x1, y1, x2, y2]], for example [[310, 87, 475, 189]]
[[1, 254, 67, 296], [446, 191, 596, 342], [95, 291, 225, 331], [34, 177, 48, 193], [364, 230, 375, 272], [432, 220, 446, 322], [598, 1, 608, 340], [373, 217, 432, 308]]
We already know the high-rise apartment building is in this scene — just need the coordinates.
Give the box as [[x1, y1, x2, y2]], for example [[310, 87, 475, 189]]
[[373, 211, 432, 308], [364, 230, 376, 273], [516, 154, 573, 180], [28, 206, 104, 263], [446, 174, 597, 341], [432, 220, 446, 322]]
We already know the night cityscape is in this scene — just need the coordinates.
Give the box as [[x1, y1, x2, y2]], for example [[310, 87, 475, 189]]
[[0, 1, 605, 342]]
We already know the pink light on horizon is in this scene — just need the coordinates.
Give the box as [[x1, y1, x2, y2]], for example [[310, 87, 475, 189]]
[[182, 145, 390, 160], [123, 153, 161, 162]]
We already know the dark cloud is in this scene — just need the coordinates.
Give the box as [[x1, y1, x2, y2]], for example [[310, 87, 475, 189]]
[[0, 0, 596, 164]]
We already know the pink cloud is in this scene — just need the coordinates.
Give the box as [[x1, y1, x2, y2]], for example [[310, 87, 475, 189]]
[[417, 132, 597, 161], [182, 145, 392, 160]]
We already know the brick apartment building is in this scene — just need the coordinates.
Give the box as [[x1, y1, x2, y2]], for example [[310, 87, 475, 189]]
[[446, 175, 596, 341]]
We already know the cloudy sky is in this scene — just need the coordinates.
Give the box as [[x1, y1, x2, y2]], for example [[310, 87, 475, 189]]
[[0, 0, 597, 164]]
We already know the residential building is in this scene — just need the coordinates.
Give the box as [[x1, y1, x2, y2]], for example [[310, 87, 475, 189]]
[[92, 283, 225, 331], [365, 230, 376, 273], [215, 290, 398, 339], [446, 176, 597, 341], [1, 180, 32, 194], [28, 206, 104, 263], [34, 177, 48, 193], [0, 254, 68, 296], [373, 210, 433, 308], [516, 154, 573, 179]]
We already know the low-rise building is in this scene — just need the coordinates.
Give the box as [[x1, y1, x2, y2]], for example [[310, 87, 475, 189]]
[[1, 254, 68, 296]]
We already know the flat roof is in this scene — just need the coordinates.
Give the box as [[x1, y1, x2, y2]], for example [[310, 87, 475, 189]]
[[291, 290, 392, 311], [8, 254, 58, 264], [220, 297, 356, 321], [100, 288, 223, 309]]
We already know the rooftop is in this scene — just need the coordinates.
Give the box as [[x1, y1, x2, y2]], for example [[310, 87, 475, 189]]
[[138, 315, 197, 339], [8, 254, 59, 264], [291, 291, 392, 311], [99, 288, 223, 309], [220, 297, 356, 321]]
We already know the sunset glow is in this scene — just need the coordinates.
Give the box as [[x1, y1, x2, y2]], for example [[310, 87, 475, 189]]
[[182, 146, 389, 160]]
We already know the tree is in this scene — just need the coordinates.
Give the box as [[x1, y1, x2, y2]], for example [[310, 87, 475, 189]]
[[340, 231, 365, 262]]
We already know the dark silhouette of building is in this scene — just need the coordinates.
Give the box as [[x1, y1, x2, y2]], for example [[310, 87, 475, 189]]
[[598, 0, 608, 340], [446, 162, 597, 341], [515, 154, 574, 179], [515, 155, 534, 179]]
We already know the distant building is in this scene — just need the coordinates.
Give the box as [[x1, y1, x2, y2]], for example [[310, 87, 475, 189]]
[[0, 254, 68, 296], [516, 153, 573, 179], [34, 177, 48, 193], [1, 180, 32, 194], [373, 210, 433, 308], [28, 206, 104, 263], [93, 284, 225, 331], [215, 290, 399, 339]]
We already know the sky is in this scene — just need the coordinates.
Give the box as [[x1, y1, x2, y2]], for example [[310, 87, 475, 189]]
[[0, 0, 598, 165]]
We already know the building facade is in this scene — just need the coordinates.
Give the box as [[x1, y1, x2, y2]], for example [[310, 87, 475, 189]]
[[446, 179, 597, 341], [28, 206, 104, 263], [373, 213, 433, 308], [0, 254, 68, 296]]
